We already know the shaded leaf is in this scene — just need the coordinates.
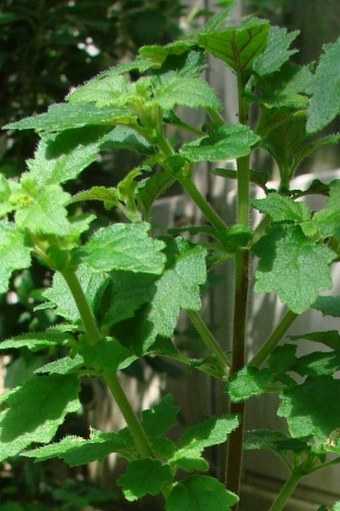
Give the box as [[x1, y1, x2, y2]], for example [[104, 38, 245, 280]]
[[253, 224, 335, 314], [80, 337, 130, 373], [244, 430, 308, 454], [34, 355, 84, 375], [290, 331, 340, 351], [312, 296, 340, 318], [0, 330, 73, 352], [198, 18, 269, 75], [141, 394, 180, 438], [0, 375, 80, 461], [138, 41, 195, 69], [166, 476, 238, 511], [118, 459, 173, 501], [0, 221, 31, 294], [180, 124, 259, 162]]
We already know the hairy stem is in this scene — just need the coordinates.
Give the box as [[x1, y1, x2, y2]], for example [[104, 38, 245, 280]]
[[187, 309, 231, 378], [268, 471, 302, 511], [248, 310, 298, 368], [61, 269, 155, 459]]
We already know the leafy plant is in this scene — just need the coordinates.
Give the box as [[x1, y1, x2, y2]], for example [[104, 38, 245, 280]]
[[1, 1, 340, 510]]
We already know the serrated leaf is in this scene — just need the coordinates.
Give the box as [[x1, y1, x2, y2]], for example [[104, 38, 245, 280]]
[[290, 331, 340, 351], [81, 223, 165, 275], [80, 337, 129, 373], [180, 124, 259, 162], [138, 170, 175, 214], [166, 476, 238, 511], [198, 18, 269, 75], [0, 221, 31, 294], [15, 183, 72, 236], [227, 367, 272, 402], [253, 224, 335, 314], [253, 26, 299, 76], [178, 414, 239, 451], [278, 376, 340, 442], [0, 175, 13, 217], [138, 41, 196, 69], [307, 37, 340, 133], [34, 354, 84, 375], [141, 395, 180, 438], [67, 74, 136, 108], [314, 180, 340, 239], [4, 103, 132, 134], [202, 1, 237, 33], [295, 350, 340, 377], [154, 74, 222, 111], [27, 127, 112, 187], [100, 125, 153, 154], [43, 265, 106, 322], [267, 344, 298, 375], [118, 459, 173, 501], [312, 296, 340, 318], [0, 330, 73, 352], [244, 430, 308, 454], [23, 428, 132, 466], [71, 186, 119, 209], [144, 238, 206, 348], [0, 375, 80, 461], [251, 193, 310, 223]]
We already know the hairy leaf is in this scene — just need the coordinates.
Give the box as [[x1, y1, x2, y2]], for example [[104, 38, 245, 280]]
[[307, 37, 340, 133], [166, 476, 238, 511], [227, 367, 272, 402], [253, 224, 335, 313], [138, 41, 195, 69], [0, 221, 31, 294], [202, 0, 237, 33], [67, 74, 136, 108], [253, 26, 299, 76], [141, 394, 180, 437], [4, 103, 132, 134], [0, 330, 73, 352], [278, 376, 340, 442], [35, 355, 84, 375], [180, 124, 259, 162], [154, 74, 222, 111], [0, 375, 80, 461], [251, 193, 310, 223], [81, 223, 165, 274], [118, 459, 173, 501], [23, 428, 133, 466], [0, 175, 13, 217], [290, 331, 340, 351], [295, 350, 340, 377], [198, 18, 269, 75], [244, 430, 308, 454], [314, 180, 340, 239], [80, 337, 130, 373]]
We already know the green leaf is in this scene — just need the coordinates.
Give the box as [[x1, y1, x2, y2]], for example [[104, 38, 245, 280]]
[[0, 330, 73, 352], [314, 180, 340, 239], [4, 103, 132, 134], [166, 476, 238, 511], [67, 74, 136, 108], [202, 1, 237, 33], [0, 175, 13, 217], [23, 428, 133, 466], [244, 430, 308, 454], [312, 296, 340, 318], [227, 367, 272, 402], [143, 238, 206, 349], [178, 414, 239, 451], [141, 394, 180, 437], [154, 74, 222, 111], [180, 124, 259, 162], [81, 223, 165, 274], [253, 26, 299, 76], [100, 125, 153, 154], [306, 37, 340, 133], [43, 265, 106, 322], [290, 331, 340, 351], [15, 182, 72, 236], [27, 127, 112, 187], [0, 221, 31, 294], [278, 376, 340, 443], [333, 502, 340, 511], [34, 355, 84, 375], [118, 459, 173, 501], [80, 337, 130, 373], [267, 344, 298, 375], [198, 18, 269, 75], [138, 41, 196, 69], [71, 186, 119, 209], [251, 193, 310, 223], [253, 224, 335, 314], [295, 350, 340, 377], [0, 375, 80, 461]]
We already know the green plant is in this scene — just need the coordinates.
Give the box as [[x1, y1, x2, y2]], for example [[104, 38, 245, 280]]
[[1, 1, 340, 510]]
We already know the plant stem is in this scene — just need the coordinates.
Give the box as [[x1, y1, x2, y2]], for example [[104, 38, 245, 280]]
[[187, 309, 231, 378], [268, 471, 302, 511], [61, 269, 155, 459], [104, 373, 155, 458], [181, 176, 228, 232], [61, 270, 102, 346], [248, 310, 298, 368]]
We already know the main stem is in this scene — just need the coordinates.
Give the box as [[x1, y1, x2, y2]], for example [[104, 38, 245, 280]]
[[61, 269, 155, 459], [268, 471, 302, 511], [225, 68, 251, 505]]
